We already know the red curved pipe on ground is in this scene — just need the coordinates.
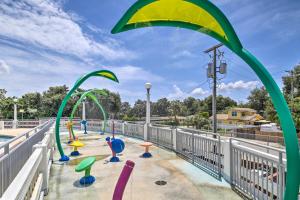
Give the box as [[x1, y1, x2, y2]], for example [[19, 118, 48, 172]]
[[112, 160, 135, 200]]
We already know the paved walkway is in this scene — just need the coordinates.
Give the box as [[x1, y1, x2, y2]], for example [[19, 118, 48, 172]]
[[46, 131, 241, 200]]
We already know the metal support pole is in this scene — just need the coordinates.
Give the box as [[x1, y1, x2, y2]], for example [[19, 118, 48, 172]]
[[144, 83, 152, 141], [212, 48, 217, 135], [82, 100, 86, 121], [13, 103, 17, 129], [146, 89, 151, 124], [204, 43, 223, 138]]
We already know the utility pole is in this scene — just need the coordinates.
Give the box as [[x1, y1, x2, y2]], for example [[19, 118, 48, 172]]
[[204, 43, 225, 138]]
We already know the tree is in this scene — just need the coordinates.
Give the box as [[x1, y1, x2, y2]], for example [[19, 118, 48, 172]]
[[202, 95, 237, 116], [247, 87, 269, 115], [120, 102, 131, 118], [291, 97, 300, 131], [108, 92, 121, 119], [41, 85, 75, 117], [152, 98, 170, 116], [169, 100, 182, 125], [191, 112, 210, 129], [282, 64, 300, 100], [265, 98, 278, 124], [0, 89, 6, 99], [130, 100, 146, 119], [19, 92, 42, 119], [0, 89, 7, 118], [0, 97, 14, 119], [183, 97, 199, 115]]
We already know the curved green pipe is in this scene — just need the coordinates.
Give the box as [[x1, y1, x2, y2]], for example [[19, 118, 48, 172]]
[[111, 1, 300, 199], [55, 70, 119, 161], [69, 90, 108, 139]]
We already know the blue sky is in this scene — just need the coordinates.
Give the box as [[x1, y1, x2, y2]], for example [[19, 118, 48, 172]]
[[0, 0, 299, 104]]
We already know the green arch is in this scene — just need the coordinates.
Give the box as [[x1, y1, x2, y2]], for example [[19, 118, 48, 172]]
[[69, 89, 108, 139], [55, 70, 119, 161], [111, 1, 300, 199]]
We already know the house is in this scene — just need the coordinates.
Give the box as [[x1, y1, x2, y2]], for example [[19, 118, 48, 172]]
[[210, 107, 265, 126]]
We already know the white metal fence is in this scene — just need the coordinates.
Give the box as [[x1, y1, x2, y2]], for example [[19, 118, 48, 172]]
[[230, 138, 286, 200], [0, 120, 54, 197], [148, 125, 173, 150], [1, 120, 40, 129], [123, 122, 144, 139], [176, 128, 222, 179]]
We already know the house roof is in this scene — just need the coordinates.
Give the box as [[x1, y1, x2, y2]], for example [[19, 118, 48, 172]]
[[229, 107, 257, 113]]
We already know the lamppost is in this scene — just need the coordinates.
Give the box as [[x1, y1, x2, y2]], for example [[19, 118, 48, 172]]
[[144, 82, 152, 141], [13, 98, 18, 129]]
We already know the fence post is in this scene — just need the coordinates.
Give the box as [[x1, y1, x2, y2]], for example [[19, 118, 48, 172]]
[[144, 123, 148, 141], [49, 128, 54, 161], [192, 132, 195, 164], [122, 122, 125, 135], [157, 127, 159, 145], [267, 136, 270, 153], [278, 152, 283, 200], [4, 144, 9, 154], [0, 121, 4, 130], [223, 138, 232, 183], [172, 128, 177, 151], [33, 143, 49, 195]]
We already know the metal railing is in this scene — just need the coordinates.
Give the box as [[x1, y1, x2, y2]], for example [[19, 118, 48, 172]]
[[17, 120, 40, 128], [0, 120, 54, 197], [114, 121, 123, 134], [148, 125, 173, 150], [230, 138, 286, 200], [176, 128, 222, 179], [1, 126, 54, 200], [123, 122, 144, 139], [87, 121, 102, 132], [1, 120, 40, 129], [3, 121, 13, 129]]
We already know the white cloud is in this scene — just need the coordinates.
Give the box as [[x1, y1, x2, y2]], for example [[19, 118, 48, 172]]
[[168, 85, 209, 100], [167, 81, 260, 100], [171, 50, 195, 59], [0, 0, 135, 60], [218, 80, 260, 92], [0, 60, 10, 74], [107, 65, 163, 82], [191, 87, 209, 96]]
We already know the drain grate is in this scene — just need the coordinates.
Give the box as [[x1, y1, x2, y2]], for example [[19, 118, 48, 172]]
[[155, 180, 167, 186]]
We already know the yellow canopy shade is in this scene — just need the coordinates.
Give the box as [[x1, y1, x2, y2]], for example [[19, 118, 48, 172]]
[[70, 140, 85, 148], [128, 0, 226, 40]]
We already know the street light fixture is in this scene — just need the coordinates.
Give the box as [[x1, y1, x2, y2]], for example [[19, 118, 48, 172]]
[[145, 82, 152, 92]]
